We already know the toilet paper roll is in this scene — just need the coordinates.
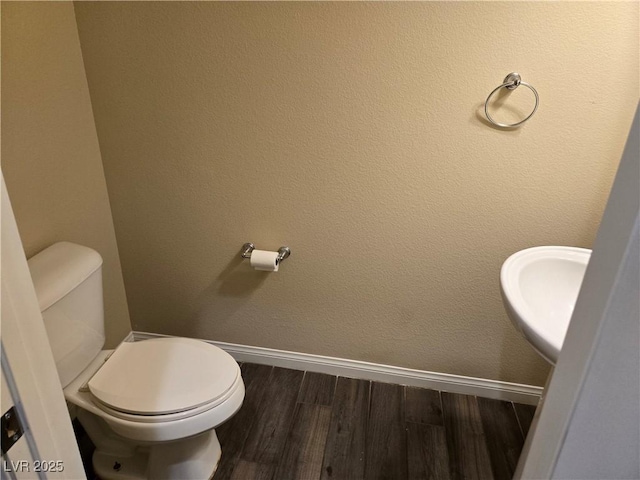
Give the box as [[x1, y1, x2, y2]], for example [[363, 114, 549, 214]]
[[250, 250, 280, 272]]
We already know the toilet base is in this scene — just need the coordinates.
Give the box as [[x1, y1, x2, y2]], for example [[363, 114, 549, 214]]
[[80, 406, 222, 480], [93, 450, 148, 480], [92, 430, 221, 480]]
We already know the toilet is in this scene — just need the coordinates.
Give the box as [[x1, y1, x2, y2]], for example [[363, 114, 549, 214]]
[[27, 242, 245, 480]]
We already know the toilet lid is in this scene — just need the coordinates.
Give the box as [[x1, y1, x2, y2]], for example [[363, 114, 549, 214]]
[[88, 338, 239, 415]]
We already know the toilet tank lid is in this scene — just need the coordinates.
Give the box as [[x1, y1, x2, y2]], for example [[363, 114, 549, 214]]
[[27, 242, 103, 312]]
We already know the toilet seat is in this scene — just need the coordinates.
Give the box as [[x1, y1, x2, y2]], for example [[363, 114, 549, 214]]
[[92, 374, 243, 424], [65, 349, 246, 443], [88, 337, 239, 417]]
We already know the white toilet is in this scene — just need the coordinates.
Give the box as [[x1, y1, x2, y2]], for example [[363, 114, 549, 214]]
[[27, 242, 245, 480]]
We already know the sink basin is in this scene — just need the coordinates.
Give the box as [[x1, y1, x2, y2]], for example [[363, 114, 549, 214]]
[[500, 246, 591, 364]]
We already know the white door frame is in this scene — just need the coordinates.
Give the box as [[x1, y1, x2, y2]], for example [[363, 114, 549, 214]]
[[1, 173, 86, 479], [516, 106, 640, 478]]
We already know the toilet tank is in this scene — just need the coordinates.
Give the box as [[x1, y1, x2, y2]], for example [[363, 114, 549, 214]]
[[27, 242, 106, 388]]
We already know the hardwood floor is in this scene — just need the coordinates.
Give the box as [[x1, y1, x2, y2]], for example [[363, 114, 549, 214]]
[[73, 363, 538, 480], [440, 392, 493, 480], [214, 364, 537, 480], [321, 377, 368, 480]]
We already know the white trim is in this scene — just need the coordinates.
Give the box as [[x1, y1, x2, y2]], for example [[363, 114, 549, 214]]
[[1, 173, 87, 479], [122, 331, 136, 343], [131, 331, 542, 405], [516, 105, 640, 479]]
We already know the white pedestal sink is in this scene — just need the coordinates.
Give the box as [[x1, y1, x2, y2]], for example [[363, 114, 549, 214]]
[[500, 246, 591, 364]]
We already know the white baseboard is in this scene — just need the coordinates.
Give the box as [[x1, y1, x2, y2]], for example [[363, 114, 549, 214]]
[[122, 331, 136, 343], [130, 331, 542, 405]]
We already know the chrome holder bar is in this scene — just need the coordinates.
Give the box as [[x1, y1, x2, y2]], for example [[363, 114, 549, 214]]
[[241, 243, 291, 263], [241, 243, 255, 259], [277, 247, 291, 262]]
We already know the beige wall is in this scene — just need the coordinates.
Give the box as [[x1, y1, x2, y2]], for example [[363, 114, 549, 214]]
[[74, 2, 638, 386], [1, 2, 131, 348]]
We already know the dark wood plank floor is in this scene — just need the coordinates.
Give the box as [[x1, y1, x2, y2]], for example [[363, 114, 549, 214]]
[[214, 364, 538, 480], [73, 363, 538, 480]]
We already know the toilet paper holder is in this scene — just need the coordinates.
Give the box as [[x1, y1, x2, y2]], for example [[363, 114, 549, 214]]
[[241, 243, 291, 263]]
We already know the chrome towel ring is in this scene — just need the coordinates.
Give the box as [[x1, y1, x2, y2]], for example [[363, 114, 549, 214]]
[[484, 72, 539, 128]]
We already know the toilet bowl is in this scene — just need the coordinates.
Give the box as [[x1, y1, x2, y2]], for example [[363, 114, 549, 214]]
[[28, 242, 245, 480], [65, 340, 245, 479]]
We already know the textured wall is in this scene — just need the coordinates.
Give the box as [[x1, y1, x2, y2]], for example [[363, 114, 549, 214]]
[[1, 2, 131, 348], [74, 2, 638, 385]]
